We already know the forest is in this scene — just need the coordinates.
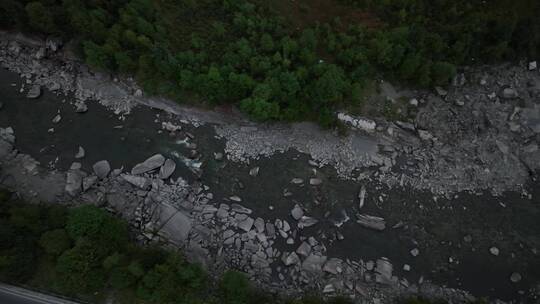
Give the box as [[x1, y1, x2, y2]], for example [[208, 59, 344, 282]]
[[0, 0, 538, 125]]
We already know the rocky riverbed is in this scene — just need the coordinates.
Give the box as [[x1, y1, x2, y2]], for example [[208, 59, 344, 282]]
[[0, 32, 539, 303]]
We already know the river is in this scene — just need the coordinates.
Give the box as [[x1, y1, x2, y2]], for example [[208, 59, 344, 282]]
[[1, 67, 539, 302]]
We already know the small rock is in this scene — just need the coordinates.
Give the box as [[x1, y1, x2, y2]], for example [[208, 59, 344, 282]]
[[214, 152, 223, 161], [65, 170, 83, 196], [403, 264, 411, 272], [26, 84, 42, 99], [323, 284, 335, 294], [409, 98, 418, 107], [231, 203, 251, 214], [282, 252, 300, 266], [70, 162, 82, 170], [229, 196, 243, 203], [291, 178, 303, 184], [435, 86, 447, 96], [134, 89, 143, 97], [529, 61, 537, 71], [358, 185, 366, 209], [490, 247, 500, 256], [510, 272, 522, 283], [93, 160, 111, 179], [502, 88, 519, 99], [309, 178, 322, 186], [296, 242, 312, 257], [75, 101, 88, 113], [410, 248, 420, 257], [249, 167, 259, 177], [291, 204, 304, 220], [52, 114, 62, 124], [463, 235, 472, 243], [75, 146, 85, 159], [356, 214, 386, 231], [238, 217, 254, 232]]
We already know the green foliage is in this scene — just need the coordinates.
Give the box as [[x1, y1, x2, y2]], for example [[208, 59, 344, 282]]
[[25, 2, 57, 34], [219, 271, 251, 304], [66, 205, 128, 251], [39, 229, 71, 256]]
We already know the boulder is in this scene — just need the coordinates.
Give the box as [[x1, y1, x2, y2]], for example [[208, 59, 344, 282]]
[[65, 170, 84, 196], [298, 216, 318, 229], [291, 204, 304, 220], [93, 160, 111, 179], [159, 159, 176, 179], [410, 248, 420, 257], [132, 154, 166, 175], [302, 254, 327, 273], [296, 242, 312, 257], [26, 84, 41, 99], [282, 252, 300, 266], [323, 258, 343, 274], [358, 185, 366, 209], [529, 61, 537, 71], [291, 178, 303, 184], [375, 258, 394, 284], [356, 214, 386, 231], [122, 174, 150, 189], [238, 217, 254, 232], [82, 175, 98, 191], [489, 247, 500, 256], [75, 146, 85, 159]]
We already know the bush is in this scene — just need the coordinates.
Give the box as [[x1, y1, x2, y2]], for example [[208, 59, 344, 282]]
[[219, 271, 251, 304], [39, 229, 71, 256]]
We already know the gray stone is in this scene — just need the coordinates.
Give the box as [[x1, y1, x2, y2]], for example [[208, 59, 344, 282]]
[[75, 146, 85, 159], [282, 252, 300, 266], [238, 217, 254, 232], [159, 159, 176, 179], [296, 242, 312, 257], [410, 248, 420, 257], [435, 86, 447, 96], [375, 258, 394, 284], [356, 214, 386, 231], [0, 139, 13, 159], [358, 185, 366, 209], [490, 247, 500, 256], [323, 284, 335, 294], [93, 160, 111, 179], [65, 170, 83, 196], [291, 178, 303, 184], [302, 254, 327, 273], [510, 272, 522, 283], [502, 88, 519, 99], [82, 175, 98, 191], [75, 101, 88, 113], [231, 203, 251, 214], [26, 84, 41, 99], [323, 258, 343, 274], [529, 61, 537, 71], [70, 162, 82, 170], [291, 204, 304, 220], [254, 218, 265, 233], [403, 264, 411, 272], [229, 195, 242, 202], [249, 166, 259, 177], [52, 114, 61, 124], [132, 154, 165, 175], [214, 152, 223, 161], [298, 216, 318, 229], [122, 174, 150, 189], [309, 178, 322, 186], [265, 223, 276, 238]]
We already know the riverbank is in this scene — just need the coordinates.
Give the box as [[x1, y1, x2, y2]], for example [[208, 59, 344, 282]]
[[0, 32, 539, 303]]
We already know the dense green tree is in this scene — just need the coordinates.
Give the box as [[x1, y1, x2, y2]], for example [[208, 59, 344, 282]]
[[431, 61, 457, 86], [25, 2, 57, 34], [39, 229, 71, 256], [219, 271, 251, 304]]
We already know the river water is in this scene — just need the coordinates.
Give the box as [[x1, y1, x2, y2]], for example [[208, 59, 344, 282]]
[[1, 68, 539, 302]]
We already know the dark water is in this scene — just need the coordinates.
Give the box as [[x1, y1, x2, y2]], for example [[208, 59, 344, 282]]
[[1, 68, 539, 302]]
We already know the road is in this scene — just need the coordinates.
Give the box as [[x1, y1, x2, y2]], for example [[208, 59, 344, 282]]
[[0, 284, 80, 304]]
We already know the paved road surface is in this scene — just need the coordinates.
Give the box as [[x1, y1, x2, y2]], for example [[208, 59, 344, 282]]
[[0, 284, 80, 304]]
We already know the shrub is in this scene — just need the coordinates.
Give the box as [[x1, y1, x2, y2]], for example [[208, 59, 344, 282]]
[[39, 229, 71, 256]]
